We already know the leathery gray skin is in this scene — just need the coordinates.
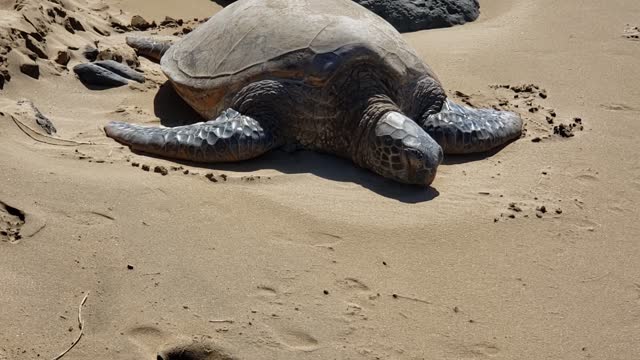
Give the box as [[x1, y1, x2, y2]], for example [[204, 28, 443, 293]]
[[105, 36, 522, 186]]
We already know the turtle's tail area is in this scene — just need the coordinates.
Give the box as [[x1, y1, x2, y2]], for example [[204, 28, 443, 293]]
[[126, 36, 174, 62], [104, 109, 275, 162], [420, 99, 523, 154]]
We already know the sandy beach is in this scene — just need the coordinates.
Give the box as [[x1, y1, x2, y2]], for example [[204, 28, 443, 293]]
[[1, 0, 639, 359]]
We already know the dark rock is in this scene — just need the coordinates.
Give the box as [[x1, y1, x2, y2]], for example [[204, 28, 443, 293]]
[[110, 17, 131, 32], [0, 69, 11, 89], [131, 15, 151, 30], [154, 166, 168, 175], [73, 63, 129, 87], [354, 0, 479, 32], [93, 26, 110, 36], [553, 123, 575, 138], [54, 50, 71, 66], [20, 62, 40, 79], [220, 0, 479, 32], [160, 16, 179, 27], [64, 17, 85, 33], [83, 46, 98, 61], [93, 60, 145, 83], [53, 6, 67, 18], [24, 35, 48, 59]]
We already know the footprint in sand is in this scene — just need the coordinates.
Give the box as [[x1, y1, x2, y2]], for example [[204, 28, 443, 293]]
[[338, 277, 370, 292], [451, 341, 501, 358], [601, 103, 638, 112], [254, 285, 278, 298], [126, 326, 238, 360], [157, 339, 238, 360], [0, 201, 25, 244], [468, 342, 501, 357], [268, 326, 320, 352]]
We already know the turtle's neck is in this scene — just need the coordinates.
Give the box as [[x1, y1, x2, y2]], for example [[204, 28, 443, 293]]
[[349, 95, 400, 167]]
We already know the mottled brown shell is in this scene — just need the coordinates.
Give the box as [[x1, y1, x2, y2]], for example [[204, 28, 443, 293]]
[[161, 0, 435, 119]]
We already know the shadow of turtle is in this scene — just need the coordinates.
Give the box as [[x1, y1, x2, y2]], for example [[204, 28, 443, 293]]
[[153, 82, 205, 127]]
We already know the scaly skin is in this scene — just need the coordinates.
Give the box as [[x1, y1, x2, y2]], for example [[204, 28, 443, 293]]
[[105, 109, 275, 162], [421, 99, 523, 154]]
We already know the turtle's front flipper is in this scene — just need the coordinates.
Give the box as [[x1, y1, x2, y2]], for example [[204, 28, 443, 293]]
[[105, 109, 276, 162], [126, 36, 174, 62], [420, 99, 523, 154]]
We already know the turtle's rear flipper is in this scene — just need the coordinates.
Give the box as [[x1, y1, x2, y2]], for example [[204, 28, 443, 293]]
[[420, 99, 523, 154], [126, 36, 174, 62], [105, 109, 276, 162]]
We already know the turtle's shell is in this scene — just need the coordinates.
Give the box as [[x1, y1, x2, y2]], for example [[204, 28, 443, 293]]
[[161, 0, 433, 119]]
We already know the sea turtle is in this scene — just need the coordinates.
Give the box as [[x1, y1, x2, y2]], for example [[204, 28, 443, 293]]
[[104, 0, 522, 186]]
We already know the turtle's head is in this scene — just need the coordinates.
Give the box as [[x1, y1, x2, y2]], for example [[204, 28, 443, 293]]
[[363, 112, 443, 186]]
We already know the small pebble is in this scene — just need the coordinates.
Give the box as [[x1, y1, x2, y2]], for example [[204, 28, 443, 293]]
[[141, 164, 150, 171], [154, 166, 168, 176]]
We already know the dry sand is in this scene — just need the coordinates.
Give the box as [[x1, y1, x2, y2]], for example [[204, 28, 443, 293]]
[[1, 0, 639, 359]]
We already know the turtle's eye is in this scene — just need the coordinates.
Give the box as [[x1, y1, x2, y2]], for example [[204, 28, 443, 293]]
[[405, 148, 423, 161]]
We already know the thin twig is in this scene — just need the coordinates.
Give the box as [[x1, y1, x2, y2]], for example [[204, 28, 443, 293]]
[[142, 272, 161, 276], [11, 116, 93, 146], [51, 291, 89, 360], [393, 294, 432, 304], [208, 319, 234, 324]]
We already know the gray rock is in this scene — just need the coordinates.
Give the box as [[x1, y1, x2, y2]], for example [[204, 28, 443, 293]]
[[73, 63, 129, 87], [217, 0, 480, 32], [131, 15, 151, 30], [353, 0, 480, 32], [20, 62, 39, 79], [93, 60, 145, 83]]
